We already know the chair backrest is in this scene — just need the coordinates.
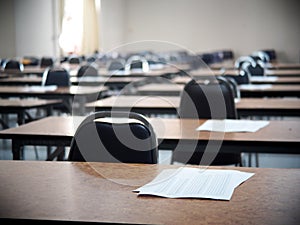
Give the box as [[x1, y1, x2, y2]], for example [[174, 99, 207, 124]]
[[125, 55, 149, 72], [221, 76, 240, 100], [42, 67, 71, 86], [241, 60, 265, 76], [3, 59, 24, 71], [234, 56, 256, 69], [260, 49, 277, 61], [68, 111, 158, 164], [77, 64, 98, 77], [107, 59, 126, 71], [179, 77, 237, 119], [40, 57, 54, 68], [69, 56, 81, 64]]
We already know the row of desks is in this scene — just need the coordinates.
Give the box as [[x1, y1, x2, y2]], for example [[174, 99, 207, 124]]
[[0, 116, 299, 160], [85, 95, 300, 117], [1, 75, 300, 86]]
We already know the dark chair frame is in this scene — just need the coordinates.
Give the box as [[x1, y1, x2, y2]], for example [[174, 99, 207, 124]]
[[68, 111, 158, 164]]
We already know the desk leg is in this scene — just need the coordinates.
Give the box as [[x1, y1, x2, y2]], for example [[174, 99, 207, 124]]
[[17, 111, 25, 125], [12, 140, 22, 160]]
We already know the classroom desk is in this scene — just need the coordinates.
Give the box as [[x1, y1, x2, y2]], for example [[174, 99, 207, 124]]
[[266, 62, 300, 70], [0, 85, 108, 115], [86, 95, 300, 117], [239, 84, 300, 98], [0, 66, 46, 76], [210, 62, 300, 70], [135, 83, 300, 98], [224, 69, 300, 77], [0, 116, 299, 160], [0, 99, 61, 127], [172, 76, 300, 85], [0, 161, 300, 225], [0, 76, 143, 89], [0, 160, 299, 225], [0, 76, 42, 86]]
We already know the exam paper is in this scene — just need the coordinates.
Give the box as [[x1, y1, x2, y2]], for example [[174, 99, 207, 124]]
[[134, 167, 254, 200], [250, 76, 278, 82], [196, 119, 269, 132], [27, 85, 57, 92], [239, 84, 272, 90]]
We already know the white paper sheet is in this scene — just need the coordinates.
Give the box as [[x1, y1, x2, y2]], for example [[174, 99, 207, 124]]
[[239, 84, 272, 90], [133, 167, 254, 200], [196, 119, 269, 132], [250, 76, 278, 82], [27, 85, 57, 92]]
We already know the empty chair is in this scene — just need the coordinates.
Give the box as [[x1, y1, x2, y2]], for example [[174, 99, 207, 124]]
[[221, 75, 240, 100], [3, 59, 24, 72], [234, 56, 256, 69], [107, 59, 126, 71], [77, 64, 98, 77], [40, 57, 54, 68], [42, 67, 71, 114], [199, 53, 214, 65], [22, 56, 39, 66], [68, 111, 158, 164], [251, 51, 270, 63], [241, 60, 265, 76], [125, 55, 149, 72], [172, 77, 242, 166], [42, 67, 70, 86], [260, 49, 277, 62], [68, 56, 81, 64]]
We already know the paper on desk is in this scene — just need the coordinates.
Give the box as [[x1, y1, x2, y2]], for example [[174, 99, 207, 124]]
[[250, 76, 278, 82], [196, 119, 269, 132], [133, 167, 254, 200], [239, 84, 272, 90], [28, 85, 57, 92]]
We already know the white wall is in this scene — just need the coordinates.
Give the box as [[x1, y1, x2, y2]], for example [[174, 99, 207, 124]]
[[101, 0, 300, 62], [14, 0, 57, 58], [100, 0, 125, 52], [0, 0, 16, 58], [1, 0, 299, 62]]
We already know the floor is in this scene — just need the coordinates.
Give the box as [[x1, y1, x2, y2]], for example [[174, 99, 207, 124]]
[[1, 114, 299, 168]]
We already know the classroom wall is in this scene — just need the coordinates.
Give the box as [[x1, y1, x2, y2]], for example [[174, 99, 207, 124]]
[[117, 0, 300, 62], [0, 0, 16, 58], [1, 0, 299, 62]]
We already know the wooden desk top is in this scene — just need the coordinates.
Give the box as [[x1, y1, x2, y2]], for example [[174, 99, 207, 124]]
[[136, 83, 300, 97], [210, 62, 300, 70], [222, 69, 300, 77], [0, 85, 108, 96], [0, 160, 299, 224], [1, 116, 299, 148], [86, 95, 300, 112], [172, 76, 300, 85], [0, 99, 62, 109]]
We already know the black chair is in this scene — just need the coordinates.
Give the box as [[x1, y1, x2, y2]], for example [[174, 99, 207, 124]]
[[3, 59, 24, 72], [40, 57, 54, 68], [241, 60, 265, 76], [107, 59, 126, 71], [77, 64, 98, 77], [68, 111, 158, 164], [172, 77, 242, 166], [42, 67, 70, 87], [260, 49, 277, 62], [125, 55, 149, 72], [42, 67, 71, 114], [68, 56, 81, 64], [234, 56, 256, 69]]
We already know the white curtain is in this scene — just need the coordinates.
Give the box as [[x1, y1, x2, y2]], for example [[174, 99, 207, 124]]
[[81, 0, 100, 55], [59, 0, 100, 56]]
